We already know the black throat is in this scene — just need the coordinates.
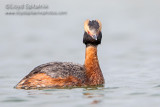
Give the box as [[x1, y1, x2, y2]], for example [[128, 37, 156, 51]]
[[83, 32, 102, 46]]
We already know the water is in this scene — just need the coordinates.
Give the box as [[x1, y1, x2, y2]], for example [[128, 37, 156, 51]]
[[0, 0, 160, 107]]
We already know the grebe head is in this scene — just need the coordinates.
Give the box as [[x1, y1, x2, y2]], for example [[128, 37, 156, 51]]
[[83, 19, 102, 46]]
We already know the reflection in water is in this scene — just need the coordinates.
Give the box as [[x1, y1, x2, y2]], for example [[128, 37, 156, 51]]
[[27, 90, 53, 96], [83, 92, 104, 98], [83, 87, 105, 104], [91, 100, 101, 104]]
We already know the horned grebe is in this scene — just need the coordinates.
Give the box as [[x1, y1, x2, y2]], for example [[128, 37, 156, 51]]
[[15, 19, 105, 89]]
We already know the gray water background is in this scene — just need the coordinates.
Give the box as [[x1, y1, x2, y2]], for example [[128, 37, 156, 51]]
[[0, 0, 160, 107]]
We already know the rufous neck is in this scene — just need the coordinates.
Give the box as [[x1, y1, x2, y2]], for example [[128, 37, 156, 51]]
[[84, 45, 104, 85], [85, 45, 98, 62]]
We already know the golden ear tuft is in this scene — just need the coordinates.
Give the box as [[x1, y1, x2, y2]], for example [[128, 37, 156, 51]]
[[96, 19, 102, 31], [84, 19, 90, 32]]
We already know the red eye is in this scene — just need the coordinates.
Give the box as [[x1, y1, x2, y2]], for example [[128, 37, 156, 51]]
[[88, 31, 90, 35]]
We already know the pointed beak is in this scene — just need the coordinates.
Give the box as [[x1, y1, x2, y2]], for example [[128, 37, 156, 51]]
[[92, 35, 97, 40], [89, 28, 99, 40]]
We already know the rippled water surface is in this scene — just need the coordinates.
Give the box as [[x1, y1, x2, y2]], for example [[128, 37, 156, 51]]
[[0, 0, 160, 107]]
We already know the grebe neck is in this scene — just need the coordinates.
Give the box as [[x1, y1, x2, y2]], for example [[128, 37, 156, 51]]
[[84, 45, 104, 85]]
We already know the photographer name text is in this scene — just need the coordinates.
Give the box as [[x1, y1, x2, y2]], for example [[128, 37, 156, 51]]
[[6, 4, 49, 10], [5, 4, 67, 16]]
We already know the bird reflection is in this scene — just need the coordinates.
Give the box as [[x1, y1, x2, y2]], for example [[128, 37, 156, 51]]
[[83, 87, 105, 104]]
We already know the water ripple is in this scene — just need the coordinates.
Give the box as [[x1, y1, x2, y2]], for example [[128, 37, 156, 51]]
[[2, 97, 28, 102]]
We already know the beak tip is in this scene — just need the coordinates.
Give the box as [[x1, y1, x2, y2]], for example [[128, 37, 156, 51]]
[[92, 35, 97, 40]]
